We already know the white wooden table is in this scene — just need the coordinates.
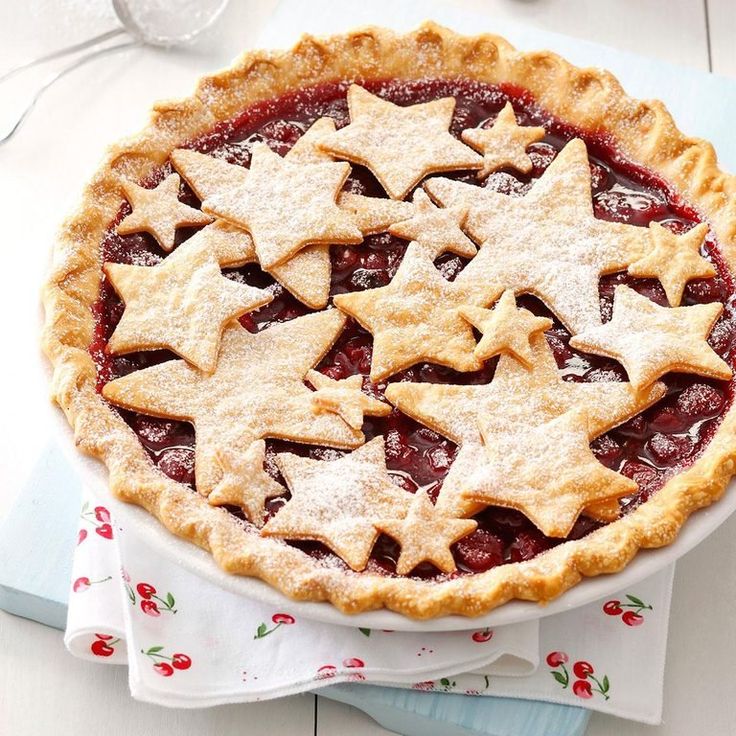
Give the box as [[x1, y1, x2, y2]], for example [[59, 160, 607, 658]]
[[1, 1, 735, 733]]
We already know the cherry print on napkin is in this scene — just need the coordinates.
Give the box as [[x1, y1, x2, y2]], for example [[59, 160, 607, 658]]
[[254, 613, 296, 639], [90, 633, 121, 657], [79, 502, 114, 540], [603, 594, 653, 626], [547, 651, 611, 700], [72, 575, 112, 593], [141, 646, 193, 677]]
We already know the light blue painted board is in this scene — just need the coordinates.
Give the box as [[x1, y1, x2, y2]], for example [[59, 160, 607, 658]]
[[0, 441, 79, 630], [326, 684, 589, 736], [0, 440, 590, 735]]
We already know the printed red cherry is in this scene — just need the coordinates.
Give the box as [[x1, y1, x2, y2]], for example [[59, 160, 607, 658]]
[[137, 583, 157, 599], [94, 506, 111, 523], [96, 523, 114, 539], [603, 600, 623, 616], [342, 658, 365, 668], [573, 661, 594, 679], [546, 651, 568, 667], [572, 680, 593, 699], [172, 653, 192, 670], [73, 577, 91, 593], [622, 611, 644, 627], [91, 640, 115, 657], [95, 633, 114, 641], [141, 600, 161, 617], [154, 662, 174, 677], [77, 529, 88, 545], [316, 665, 337, 679], [272, 613, 295, 625], [472, 629, 493, 643]]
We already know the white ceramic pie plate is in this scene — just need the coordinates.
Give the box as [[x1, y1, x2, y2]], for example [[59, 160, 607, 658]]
[[62, 405, 736, 632]]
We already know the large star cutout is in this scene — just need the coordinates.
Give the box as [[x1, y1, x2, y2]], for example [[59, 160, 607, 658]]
[[628, 222, 715, 306], [389, 189, 477, 259], [462, 410, 637, 537], [334, 244, 499, 381], [207, 440, 285, 527], [104, 232, 272, 372], [320, 84, 482, 200], [461, 102, 546, 179], [424, 139, 651, 333], [375, 490, 477, 574], [102, 310, 363, 494], [570, 285, 731, 390], [385, 333, 665, 519], [305, 370, 391, 429], [262, 437, 412, 570], [117, 173, 213, 252], [458, 290, 553, 367], [202, 142, 361, 269], [172, 146, 335, 308]]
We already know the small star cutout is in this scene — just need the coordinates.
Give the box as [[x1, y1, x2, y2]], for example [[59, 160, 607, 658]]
[[117, 173, 213, 252], [305, 370, 391, 429], [389, 189, 477, 259], [628, 222, 715, 306], [320, 85, 481, 200], [425, 139, 651, 333], [262, 437, 412, 571], [461, 102, 545, 179], [570, 285, 731, 390], [334, 244, 498, 381], [338, 192, 415, 235], [103, 310, 363, 494], [464, 410, 637, 537], [207, 440, 285, 527], [104, 235, 272, 372], [375, 490, 477, 575], [458, 290, 553, 367], [202, 142, 362, 269]]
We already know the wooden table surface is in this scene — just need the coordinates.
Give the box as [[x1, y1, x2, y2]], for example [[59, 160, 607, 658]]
[[1, 1, 734, 734]]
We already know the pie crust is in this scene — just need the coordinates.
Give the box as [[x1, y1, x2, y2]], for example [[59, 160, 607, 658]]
[[42, 23, 736, 619]]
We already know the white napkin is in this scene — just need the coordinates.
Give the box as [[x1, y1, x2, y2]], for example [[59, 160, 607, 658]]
[[66, 492, 673, 723]]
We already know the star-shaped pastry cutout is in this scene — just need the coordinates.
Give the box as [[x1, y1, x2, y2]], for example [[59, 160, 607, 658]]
[[385, 333, 665, 519], [333, 244, 499, 381], [262, 437, 412, 571], [458, 290, 553, 367], [338, 192, 415, 235], [117, 173, 213, 252], [320, 84, 482, 200], [425, 139, 651, 333], [104, 233, 272, 372], [305, 370, 391, 429], [286, 116, 337, 164], [375, 490, 477, 574], [172, 146, 336, 308], [461, 102, 545, 179], [201, 142, 361, 269], [102, 310, 363, 494], [207, 440, 285, 527], [570, 285, 731, 390], [628, 222, 715, 306], [389, 189, 477, 259], [463, 410, 637, 537]]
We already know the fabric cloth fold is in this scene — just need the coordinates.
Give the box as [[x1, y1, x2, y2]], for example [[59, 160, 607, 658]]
[[66, 493, 673, 722]]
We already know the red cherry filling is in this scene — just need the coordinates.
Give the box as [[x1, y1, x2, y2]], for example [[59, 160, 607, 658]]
[[90, 78, 735, 579]]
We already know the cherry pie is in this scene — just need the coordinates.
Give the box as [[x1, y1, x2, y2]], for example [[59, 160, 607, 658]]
[[43, 24, 736, 618]]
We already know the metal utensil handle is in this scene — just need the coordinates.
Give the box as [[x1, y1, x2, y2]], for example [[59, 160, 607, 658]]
[[0, 40, 139, 146], [0, 28, 127, 84]]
